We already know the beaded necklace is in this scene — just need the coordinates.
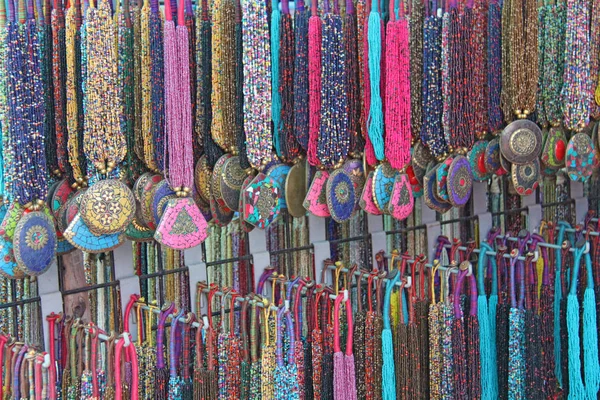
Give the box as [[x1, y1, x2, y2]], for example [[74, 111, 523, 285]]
[[366, 0, 384, 161], [118, 0, 140, 185], [241, 0, 272, 169], [52, 0, 70, 179], [409, 0, 424, 142], [212, 0, 236, 153], [507, 0, 538, 120], [361, 0, 377, 167], [469, 0, 487, 140], [149, 0, 165, 171], [384, 0, 411, 170], [37, 0, 57, 185], [541, 0, 565, 128], [317, 0, 348, 169], [278, 0, 300, 162], [233, 0, 251, 170], [561, 0, 591, 131], [421, 4, 445, 159], [294, 0, 310, 152], [6, 0, 48, 207], [83, 0, 125, 176], [197, 0, 224, 169], [487, 0, 503, 132], [270, 0, 282, 157], [65, 0, 87, 189], [307, 0, 322, 167], [344, 0, 363, 157], [535, 4, 547, 127], [138, 0, 155, 171]]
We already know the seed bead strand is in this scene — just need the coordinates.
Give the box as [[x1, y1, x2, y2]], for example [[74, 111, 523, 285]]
[[318, 0, 348, 169], [294, 0, 310, 152], [0, 0, 11, 202], [535, 4, 547, 127], [409, 0, 424, 142], [588, 0, 600, 119], [149, 0, 165, 172], [52, 0, 70, 178], [132, 4, 144, 167], [487, 0, 502, 131], [561, 0, 591, 131], [470, 0, 488, 139], [344, 0, 363, 156], [211, 0, 236, 153], [40, 0, 57, 183], [140, 0, 156, 171], [66, 2, 86, 186], [543, 0, 565, 127], [422, 10, 446, 159], [84, 0, 126, 173], [500, 0, 513, 122], [241, 0, 272, 169]]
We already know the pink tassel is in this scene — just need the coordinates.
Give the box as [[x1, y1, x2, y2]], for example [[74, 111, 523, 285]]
[[333, 352, 346, 400], [384, 14, 411, 170], [345, 354, 357, 400], [308, 11, 322, 166]]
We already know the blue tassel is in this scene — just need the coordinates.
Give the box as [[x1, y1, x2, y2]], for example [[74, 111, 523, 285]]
[[381, 328, 396, 400], [367, 10, 384, 160], [271, 1, 282, 157]]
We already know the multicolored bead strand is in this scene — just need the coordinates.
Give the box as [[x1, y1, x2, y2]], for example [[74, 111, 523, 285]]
[[561, 0, 591, 131]]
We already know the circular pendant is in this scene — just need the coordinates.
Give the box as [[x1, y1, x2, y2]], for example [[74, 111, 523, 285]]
[[423, 164, 451, 214], [468, 141, 491, 182], [220, 156, 246, 211], [50, 179, 74, 219], [343, 158, 365, 211], [243, 174, 281, 229], [500, 119, 542, 164], [0, 236, 23, 279], [303, 170, 331, 217], [326, 169, 356, 223], [0, 202, 23, 242], [566, 132, 596, 182], [80, 180, 136, 235], [64, 214, 126, 253], [211, 154, 233, 212], [447, 155, 473, 207], [140, 174, 163, 229], [152, 180, 176, 227], [511, 159, 540, 196], [435, 157, 453, 202], [239, 173, 257, 233], [13, 211, 57, 276], [194, 156, 212, 204], [485, 138, 502, 174], [266, 164, 291, 209], [285, 161, 308, 218], [372, 163, 397, 214]]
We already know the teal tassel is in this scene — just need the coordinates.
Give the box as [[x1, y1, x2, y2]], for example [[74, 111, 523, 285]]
[[381, 328, 396, 400], [583, 288, 600, 398], [488, 293, 498, 396], [477, 296, 492, 398], [567, 294, 585, 399], [271, 0, 282, 157], [367, 9, 384, 160]]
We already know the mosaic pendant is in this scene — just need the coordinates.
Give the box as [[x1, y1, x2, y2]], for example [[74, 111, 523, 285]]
[[155, 197, 208, 249]]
